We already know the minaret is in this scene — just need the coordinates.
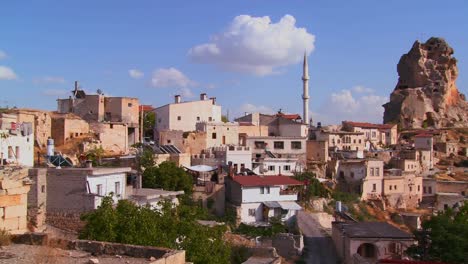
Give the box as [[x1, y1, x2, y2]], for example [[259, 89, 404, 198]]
[[302, 52, 310, 125]]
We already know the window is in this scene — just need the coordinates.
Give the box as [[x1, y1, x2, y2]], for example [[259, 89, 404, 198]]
[[212, 133, 217, 139], [375, 168, 380, 176], [177, 116, 181, 121], [15, 146, 20, 160], [284, 165, 291, 171], [372, 131, 377, 138], [97, 184, 103, 196], [274, 141, 284, 149], [115, 182, 121, 196], [8, 146, 13, 159], [268, 165, 275, 171], [423, 186, 427, 193], [128, 103, 133, 107], [266, 187, 270, 194], [41, 185, 45, 193], [197, 116, 200, 121], [409, 186, 412, 192], [370, 168, 375, 176], [418, 185, 420, 192], [208, 117, 212, 121], [372, 184, 376, 192], [167, 140, 171, 144], [254, 141, 266, 149], [260, 187, 264, 194], [110, 124, 114, 129], [248, 209, 256, 216], [428, 186, 432, 194], [390, 185, 392, 190], [291, 141, 302, 149], [394, 185, 397, 190], [359, 139, 362, 144]]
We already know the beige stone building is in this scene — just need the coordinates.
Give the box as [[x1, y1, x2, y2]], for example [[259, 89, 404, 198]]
[[332, 221, 414, 264], [315, 130, 366, 151], [57, 82, 140, 150], [154, 93, 222, 135], [383, 169, 423, 209], [89, 122, 129, 154], [51, 113, 90, 146], [196, 122, 239, 147], [342, 121, 398, 147], [335, 159, 384, 201], [306, 140, 328, 162], [0, 167, 32, 233]]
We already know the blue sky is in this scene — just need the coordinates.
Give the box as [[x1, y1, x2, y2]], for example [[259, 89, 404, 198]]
[[1, 0, 467, 124]]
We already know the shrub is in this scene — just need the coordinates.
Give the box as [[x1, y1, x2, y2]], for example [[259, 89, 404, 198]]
[[0, 229, 11, 246]]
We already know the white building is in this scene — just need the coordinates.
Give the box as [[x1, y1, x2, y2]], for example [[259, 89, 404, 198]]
[[226, 146, 252, 174], [226, 175, 304, 225], [154, 93, 222, 134], [196, 121, 239, 147], [0, 113, 34, 167], [253, 157, 303, 176]]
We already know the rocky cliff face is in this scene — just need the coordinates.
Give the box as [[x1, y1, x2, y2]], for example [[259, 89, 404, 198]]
[[383, 37, 468, 129]]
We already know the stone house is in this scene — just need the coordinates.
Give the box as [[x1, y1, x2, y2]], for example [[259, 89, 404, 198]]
[[196, 121, 239, 147], [434, 141, 458, 156], [382, 169, 423, 209], [342, 121, 398, 146], [315, 130, 366, 151], [51, 113, 90, 146], [335, 159, 384, 201], [332, 221, 414, 264], [306, 140, 329, 162], [89, 122, 129, 154], [57, 83, 140, 151]]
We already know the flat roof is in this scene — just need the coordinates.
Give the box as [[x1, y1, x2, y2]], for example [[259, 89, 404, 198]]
[[232, 175, 304, 187], [334, 221, 413, 239]]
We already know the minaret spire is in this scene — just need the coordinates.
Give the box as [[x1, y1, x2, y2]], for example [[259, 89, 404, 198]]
[[302, 51, 310, 125]]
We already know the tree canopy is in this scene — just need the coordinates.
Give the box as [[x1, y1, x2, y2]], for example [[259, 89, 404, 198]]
[[406, 202, 468, 264], [293, 171, 329, 201], [80, 196, 231, 264], [142, 161, 193, 194]]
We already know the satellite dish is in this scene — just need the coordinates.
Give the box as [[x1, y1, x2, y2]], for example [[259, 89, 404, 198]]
[[97, 89, 103, 95]]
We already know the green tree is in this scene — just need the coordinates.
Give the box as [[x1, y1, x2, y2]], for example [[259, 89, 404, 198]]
[[142, 111, 156, 138], [80, 197, 231, 264], [221, 115, 229, 123], [406, 202, 468, 263], [293, 172, 329, 201], [86, 146, 105, 166], [142, 161, 193, 194]]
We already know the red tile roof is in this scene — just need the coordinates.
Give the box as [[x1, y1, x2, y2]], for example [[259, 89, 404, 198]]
[[343, 121, 395, 129], [276, 113, 302, 120], [232, 175, 304, 187], [139, 105, 154, 112]]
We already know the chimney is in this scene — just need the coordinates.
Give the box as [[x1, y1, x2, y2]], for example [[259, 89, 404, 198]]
[[210, 97, 216, 105], [174, 95, 181, 104], [200, 93, 207, 100]]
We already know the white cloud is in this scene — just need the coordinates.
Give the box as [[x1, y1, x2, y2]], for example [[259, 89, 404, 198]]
[[42, 89, 69, 97], [315, 88, 387, 125], [34, 76, 66, 84], [352, 85, 374, 93], [0, 66, 17, 80], [0, 50, 6, 60], [129, 69, 144, 79], [238, 103, 275, 116], [188, 14, 315, 76], [151, 67, 196, 88]]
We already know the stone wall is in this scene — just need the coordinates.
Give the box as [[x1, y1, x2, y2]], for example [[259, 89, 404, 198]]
[[27, 168, 47, 231], [89, 122, 128, 154], [12, 233, 186, 264], [0, 167, 31, 234]]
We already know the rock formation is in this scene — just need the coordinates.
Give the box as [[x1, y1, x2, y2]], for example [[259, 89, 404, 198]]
[[383, 37, 468, 129]]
